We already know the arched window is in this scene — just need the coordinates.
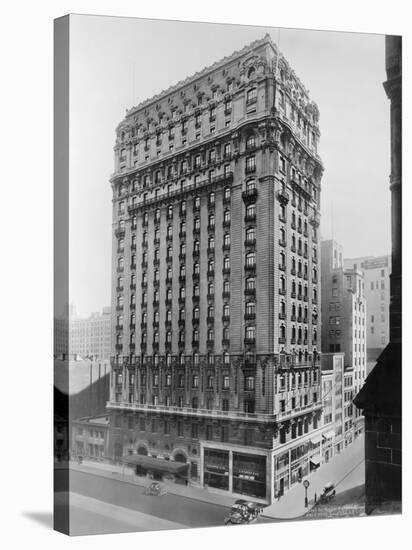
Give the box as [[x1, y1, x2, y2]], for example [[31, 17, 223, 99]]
[[224, 209, 231, 223], [246, 277, 255, 290], [246, 227, 256, 242], [246, 134, 256, 150], [246, 252, 256, 267], [193, 306, 200, 320], [246, 179, 256, 192]]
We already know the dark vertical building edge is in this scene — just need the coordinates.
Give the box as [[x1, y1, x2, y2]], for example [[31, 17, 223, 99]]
[[354, 35, 402, 514], [53, 14, 70, 535]]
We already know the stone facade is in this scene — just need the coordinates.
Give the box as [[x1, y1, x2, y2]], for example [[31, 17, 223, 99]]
[[107, 34, 324, 503]]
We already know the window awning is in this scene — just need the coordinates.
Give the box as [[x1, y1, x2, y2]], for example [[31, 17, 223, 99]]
[[310, 435, 322, 445], [322, 430, 336, 440], [121, 454, 189, 474]]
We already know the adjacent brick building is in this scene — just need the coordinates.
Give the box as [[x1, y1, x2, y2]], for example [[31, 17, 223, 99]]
[[107, 34, 324, 503]]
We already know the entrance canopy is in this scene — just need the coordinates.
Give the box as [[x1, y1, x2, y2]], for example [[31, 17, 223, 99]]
[[322, 430, 335, 440], [122, 454, 189, 475]]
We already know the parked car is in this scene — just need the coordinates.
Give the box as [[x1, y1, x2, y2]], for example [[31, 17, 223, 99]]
[[143, 481, 167, 496], [319, 482, 336, 504], [224, 500, 264, 525]]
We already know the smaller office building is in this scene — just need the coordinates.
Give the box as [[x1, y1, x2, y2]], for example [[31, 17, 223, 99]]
[[72, 415, 110, 459]]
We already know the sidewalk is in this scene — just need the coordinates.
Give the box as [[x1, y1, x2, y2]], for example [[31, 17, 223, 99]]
[[70, 459, 238, 510], [70, 435, 365, 521], [263, 435, 365, 520]]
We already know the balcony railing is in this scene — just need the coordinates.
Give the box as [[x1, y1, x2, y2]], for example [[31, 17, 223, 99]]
[[242, 188, 258, 202], [276, 189, 290, 204], [244, 213, 256, 223], [245, 287, 256, 296], [244, 238, 256, 247], [115, 227, 125, 238], [245, 263, 256, 272], [244, 337, 256, 346]]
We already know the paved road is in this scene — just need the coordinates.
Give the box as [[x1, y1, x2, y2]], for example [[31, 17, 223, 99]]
[[55, 469, 273, 533]]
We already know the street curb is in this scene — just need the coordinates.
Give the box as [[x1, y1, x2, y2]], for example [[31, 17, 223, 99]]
[[71, 465, 234, 510]]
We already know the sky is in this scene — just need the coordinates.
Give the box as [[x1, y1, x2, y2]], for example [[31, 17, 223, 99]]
[[68, 15, 390, 318]]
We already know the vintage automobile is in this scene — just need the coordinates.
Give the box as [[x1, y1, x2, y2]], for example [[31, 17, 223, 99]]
[[319, 482, 336, 504], [143, 481, 167, 496], [224, 500, 264, 525]]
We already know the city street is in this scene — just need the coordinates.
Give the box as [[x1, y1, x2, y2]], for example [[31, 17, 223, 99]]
[[54, 435, 364, 533], [55, 469, 273, 533]]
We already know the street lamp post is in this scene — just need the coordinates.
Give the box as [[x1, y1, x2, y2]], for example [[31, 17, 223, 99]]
[[303, 479, 310, 507]]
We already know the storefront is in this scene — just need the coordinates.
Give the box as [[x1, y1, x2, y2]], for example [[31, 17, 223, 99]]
[[203, 449, 230, 490], [322, 430, 335, 463], [290, 442, 309, 486], [309, 435, 321, 471], [232, 452, 266, 499], [274, 451, 290, 496]]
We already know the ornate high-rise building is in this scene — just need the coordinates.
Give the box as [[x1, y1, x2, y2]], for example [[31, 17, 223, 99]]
[[107, 34, 324, 503]]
